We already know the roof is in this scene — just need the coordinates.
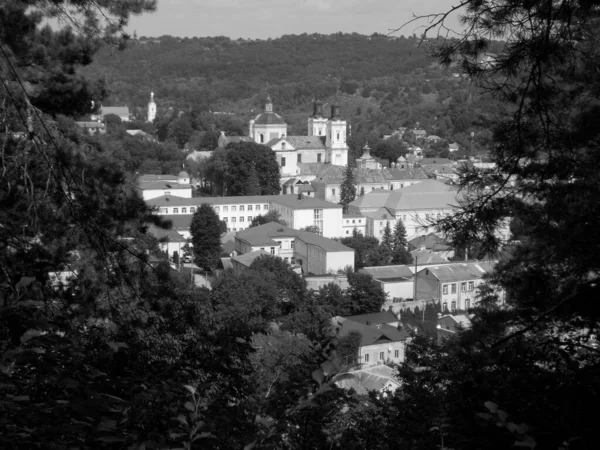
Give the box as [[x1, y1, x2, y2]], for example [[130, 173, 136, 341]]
[[186, 150, 213, 161], [438, 314, 472, 336], [242, 235, 280, 247], [253, 111, 287, 125], [410, 249, 448, 264], [137, 181, 192, 191], [408, 233, 452, 251], [418, 158, 454, 166], [362, 207, 394, 220], [343, 213, 364, 219], [146, 195, 278, 208], [413, 129, 427, 136], [147, 224, 187, 243], [220, 257, 233, 270], [349, 190, 392, 210], [236, 222, 353, 253], [160, 214, 194, 231], [335, 365, 400, 395], [284, 135, 326, 150], [101, 106, 129, 117], [384, 180, 459, 211], [125, 129, 153, 138], [139, 174, 178, 183], [419, 261, 496, 282], [344, 311, 399, 326], [76, 121, 105, 128], [232, 249, 271, 267], [360, 265, 413, 280], [335, 317, 410, 347], [297, 184, 315, 193], [311, 166, 428, 185], [272, 194, 341, 210], [297, 162, 329, 176]]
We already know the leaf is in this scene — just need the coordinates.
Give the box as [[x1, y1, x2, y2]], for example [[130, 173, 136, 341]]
[[514, 435, 536, 448], [20, 329, 44, 343], [16, 276, 36, 291], [184, 401, 195, 412], [16, 300, 44, 308], [0, 383, 15, 390], [484, 401, 498, 413], [321, 360, 337, 376], [244, 441, 257, 450], [11, 395, 30, 401], [497, 410, 508, 422], [311, 368, 324, 385], [183, 384, 196, 396], [477, 412, 493, 421]]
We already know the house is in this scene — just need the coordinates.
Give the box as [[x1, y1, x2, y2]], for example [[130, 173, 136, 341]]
[[334, 365, 401, 395], [99, 106, 130, 122], [76, 121, 106, 135], [334, 316, 410, 367], [448, 142, 460, 152], [146, 225, 188, 261], [409, 249, 449, 265], [426, 135, 442, 143], [437, 313, 472, 341], [408, 233, 454, 260], [432, 166, 460, 184], [356, 144, 381, 170], [415, 261, 497, 312], [126, 129, 155, 141], [348, 179, 459, 239], [342, 213, 367, 237], [231, 249, 270, 274], [359, 266, 414, 311], [234, 222, 355, 274], [412, 129, 427, 140], [137, 172, 193, 200], [270, 194, 343, 238]]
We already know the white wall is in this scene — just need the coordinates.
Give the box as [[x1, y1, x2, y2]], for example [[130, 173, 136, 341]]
[[359, 341, 405, 367], [142, 188, 192, 200], [326, 250, 355, 273]]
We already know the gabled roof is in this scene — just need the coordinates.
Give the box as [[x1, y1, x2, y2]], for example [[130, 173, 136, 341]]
[[349, 190, 392, 209], [410, 249, 448, 264], [360, 265, 413, 280], [285, 135, 326, 150], [335, 365, 400, 395], [266, 137, 296, 148], [419, 261, 496, 282], [384, 180, 458, 211], [232, 249, 271, 267], [160, 214, 194, 232], [137, 181, 192, 191], [335, 317, 410, 347], [362, 207, 394, 220], [408, 233, 452, 251], [344, 311, 399, 326], [147, 224, 187, 243], [253, 112, 287, 125]]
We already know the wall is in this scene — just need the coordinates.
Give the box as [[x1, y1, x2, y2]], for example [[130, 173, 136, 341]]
[[359, 341, 405, 367], [325, 250, 355, 273], [380, 280, 414, 313], [142, 188, 192, 200], [297, 150, 325, 164], [415, 270, 440, 301], [392, 208, 454, 239]]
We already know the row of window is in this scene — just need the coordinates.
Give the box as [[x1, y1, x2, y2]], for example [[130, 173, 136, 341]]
[[222, 217, 254, 223], [442, 281, 475, 295], [344, 219, 363, 225], [364, 350, 401, 363], [160, 207, 197, 214], [443, 299, 471, 311], [280, 153, 325, 167], [215, 204, 268, 213]]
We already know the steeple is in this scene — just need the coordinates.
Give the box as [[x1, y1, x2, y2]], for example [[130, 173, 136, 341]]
[[147, 91, 157, 123], [265, 96, 273, 112]]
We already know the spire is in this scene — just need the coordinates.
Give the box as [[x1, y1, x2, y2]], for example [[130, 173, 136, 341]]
[[150, 91, 154, 102], [265, 95, 273, 113], [359, 142, 372, 159]]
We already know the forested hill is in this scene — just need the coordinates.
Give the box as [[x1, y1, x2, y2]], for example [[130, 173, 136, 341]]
[[84, 33, 432, 112]]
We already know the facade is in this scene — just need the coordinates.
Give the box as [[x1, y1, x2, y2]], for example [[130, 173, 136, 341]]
[[76, 121, 106, 135], [137, 172, 193, 200], [250, 98, 349, 176], [147, 92, 156, 123], [99, 106, 130, 122], [270, 194, 343, 238], [342, 213, 367, 237], [234, 222, 355, 274], [415, 261, 497, 312], [147, 224, 188, 260], [359, 266, 415, 311]]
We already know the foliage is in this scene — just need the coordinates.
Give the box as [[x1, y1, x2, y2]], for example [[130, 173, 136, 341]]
[[341, 229, 389, 269], [371, 138, 407, 166], [189, 204, 222, 271], [250, 210, 288, 228], [345, 272, 387, 316], [339, 165, 357, 212], [391, 219, 413, 264]]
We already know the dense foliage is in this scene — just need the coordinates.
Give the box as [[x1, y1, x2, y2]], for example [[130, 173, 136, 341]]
[[190, 204, 223, 270]]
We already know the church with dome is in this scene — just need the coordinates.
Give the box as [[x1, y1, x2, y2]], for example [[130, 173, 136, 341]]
[[248, 97, 349, 178]]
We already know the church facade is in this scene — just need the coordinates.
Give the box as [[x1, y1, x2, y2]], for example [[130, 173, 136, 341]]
[[249, 98, 349, 178]]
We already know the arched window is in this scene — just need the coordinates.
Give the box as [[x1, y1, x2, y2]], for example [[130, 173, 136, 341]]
[[259, 133, 264, 143], [337, 132, 340, 140], [318, 129, 322, 136]]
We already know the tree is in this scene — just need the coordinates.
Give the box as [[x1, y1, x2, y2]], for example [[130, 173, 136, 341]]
[[342, 229, 388, 269], [345, 272, 387, 315], [223, 142, 280, 195], [391, 219, 412, 264], [299, 225, 321, 234], [189, 203, 222, 271], [249, 254, 307, 306], [339, 164, 357, 213], [250, 210, 288, 227], [246, 163, 261, 195], [381, 222, 393, 251], [371, 138, 407, 166]]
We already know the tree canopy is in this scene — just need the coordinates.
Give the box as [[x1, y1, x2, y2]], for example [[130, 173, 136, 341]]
[[190, 203, 222, 270]]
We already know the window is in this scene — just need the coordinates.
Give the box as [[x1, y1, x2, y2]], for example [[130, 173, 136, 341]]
[[297, 154, 301, 163], [346, 230, 350, 234], [379, 352, 384, 360], [263, 205, 269, 210], [461, 282, 467, 292], [465, 299, 471, 309], [231, 206, 236, 212], [451, 283, 457, 294], [260, 247, 264, 251], [165, 191, 171, 195], [282, 142, 286, 150], [259, 133, 264, 143], [313, 209, 323, 234], [468, 281, 474, 291], [270, 247, 275, 255], [248, 205, 253, 211], [159, 207, 167, 213], [317, 153, 322, 162], [291, 257, 296, 264], [248, 216, 252, 222], [394, 350, 399, 358], [173, 208, 178, 214], [443, 302, 448, 311], [281, 157, 286, 167], [451, 301, 456, 311], [284, 257, 288, 263], [223, 217, 228, 222], [364, 354, 369, 363], [182, 208, 187, 214], [352, 220, 356, 224], [291, 240, 295, 249], [240, 217, 244, 222], [232, 217, 236, 223], [443, 284, 448, 295], [190, 207, 196, 213], [223, 206, 228, 212], [256, 205, 261, 210], [240, 205, 244, 212], [332, 188, 336, 196], [337, 132, 340, 140]]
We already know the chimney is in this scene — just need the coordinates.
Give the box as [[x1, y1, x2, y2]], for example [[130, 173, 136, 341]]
[[330, 104, 341, 119]]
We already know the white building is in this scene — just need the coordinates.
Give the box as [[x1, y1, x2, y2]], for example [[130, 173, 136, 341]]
[[137, 172, 193, 200], [234, 222, 355, 274], [270, 194, 343, 238], [359, 266, 415, 311], [99, 106, 130, 122], [342, 213, 367, 237], [147, 92, 156, 123]]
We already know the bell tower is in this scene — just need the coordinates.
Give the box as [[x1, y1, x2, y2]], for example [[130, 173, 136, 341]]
[[307, 100, 328, 137], [325, 104, 348, 166], [147, 91, 156, 123]]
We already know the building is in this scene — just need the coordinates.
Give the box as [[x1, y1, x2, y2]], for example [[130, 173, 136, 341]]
[[408, 233, 454, 260], [359, 266, 414, 311], [234, 222, 355, 274], [76, 121, 106, 135], [415, 261, 496, 312], [147, 224, 188, 260], [334, 315, 410, 367], [250, 98, 349, 174], [126, 129, 155, 141], [137, 172, 193, 200], [231, 249, 270, 275], [270, 194, 343, 238], [99, 106, 130, 122], [348, 179, 459, 239], [342, 213, 367, 237], [356, 144, 380, 170], [334, 365, 401, 395], [147, 92, 156, 123], [437, 313, 472, 341]]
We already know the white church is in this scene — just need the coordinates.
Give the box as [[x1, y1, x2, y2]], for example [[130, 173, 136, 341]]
[[248, 97, 349, 177]]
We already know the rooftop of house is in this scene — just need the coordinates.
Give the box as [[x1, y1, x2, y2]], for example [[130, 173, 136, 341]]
[[420, 261, 496, 282], [272, 194, 341, 210], [147, 224, 187, 243], [310, 166, 428, 185], [125, 129, 154, 139], [160, 214, 194, 231], [186, 150, 213, 161], [348, 190, 392, 210], [253, 111, 287, 125], [417, 158, 455, 166], [408, 232, 452, 251], [138, 174, 179, 183], [384, 180, 459, 211], [284, 135, 327, 150], [359, 265, 414, 280], [232, 249, 271, 267], [146, 194, 279, 208], [335, 365, 400, 395], [361, 207, 395, 221], [334, 317, 410, 347], [410, 249, 448, 264], [236, 222, 353, 253], [76, 121, 105, 128], [344, 311, 399, 326], [100, 106, 130, 117], [137, 181, 193, 191], [343, 213, 365, 219]]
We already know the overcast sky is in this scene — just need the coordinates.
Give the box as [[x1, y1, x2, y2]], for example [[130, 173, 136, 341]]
[[126, 0, 461, 39]]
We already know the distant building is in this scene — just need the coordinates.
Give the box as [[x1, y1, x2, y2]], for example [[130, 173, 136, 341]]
[[359, 266, 414, 310], [76, 121, 106, 135], [147, 224, 188, 260], [126, 129, 155, 141], [437, 313, 472, 341], [99, 106, 130, 122], [137, 172, 193, 200], [231, 249, 270, 275], [147, 92, 156, 123], [342, 213, 367, 237]]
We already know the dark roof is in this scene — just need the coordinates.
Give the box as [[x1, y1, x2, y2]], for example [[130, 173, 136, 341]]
[[410, 249, 448, 264], [408, 233, 452, 251], [285, 136, 326, 150], [345, 311, 399, 326], [359, 266, 413, 280], [147, 225, 187, 243], [253, 112, 286, 125], [160, 214, 194, 231], [418, 158, 454, 166], [137, 182, 192, 191], [419, 261, 496, 282], [336, 318, 410, 347], [272, 195, 340, 210], [232, 250, 271, 267]]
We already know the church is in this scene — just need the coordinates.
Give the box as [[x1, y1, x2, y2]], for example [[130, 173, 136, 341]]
[[248, 97, 349, 178]]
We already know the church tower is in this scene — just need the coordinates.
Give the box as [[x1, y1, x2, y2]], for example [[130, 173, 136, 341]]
[[249, 96, 287, 144], [147, 91, 156, 123], [307, 100, 327, 137], [325, 105, 348, 166]]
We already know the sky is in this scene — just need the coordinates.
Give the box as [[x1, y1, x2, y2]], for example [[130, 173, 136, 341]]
[[126, 0, 461, 40]]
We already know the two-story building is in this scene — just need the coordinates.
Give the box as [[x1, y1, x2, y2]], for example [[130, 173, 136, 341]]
[[234, 222, 355, 274], [137, 172, 193, 200], [415, 261, 497, 312], [342, 213, 367, 237]]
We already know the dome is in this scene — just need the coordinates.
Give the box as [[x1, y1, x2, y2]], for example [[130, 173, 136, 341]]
[[253, 112, 287, 125], [178, 171, 189, 178]]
